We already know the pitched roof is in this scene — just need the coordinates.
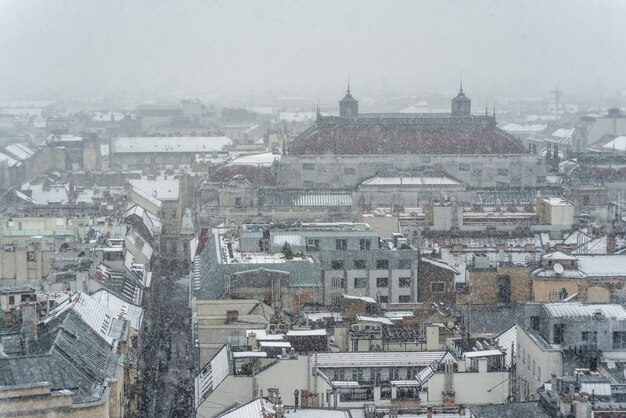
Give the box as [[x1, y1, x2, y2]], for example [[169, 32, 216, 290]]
[[289, 120, 522, 155]]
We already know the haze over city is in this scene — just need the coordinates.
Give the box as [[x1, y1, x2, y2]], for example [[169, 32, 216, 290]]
[[3, 2, 626, 418], [1, 0, 625, 99]]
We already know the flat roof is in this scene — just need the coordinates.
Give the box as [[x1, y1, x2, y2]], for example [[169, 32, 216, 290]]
[[112, 136, 233, 153]]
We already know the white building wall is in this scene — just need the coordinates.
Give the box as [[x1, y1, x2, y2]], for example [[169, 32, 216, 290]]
[[516, 327, 562, 393], [427, 371, 509, 405]]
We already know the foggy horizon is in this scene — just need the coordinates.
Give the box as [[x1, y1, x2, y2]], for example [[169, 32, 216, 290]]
[[1, 0, 626, 101]]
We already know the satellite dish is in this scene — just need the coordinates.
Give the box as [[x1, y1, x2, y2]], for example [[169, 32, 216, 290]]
[[554, 263, 564, 274]]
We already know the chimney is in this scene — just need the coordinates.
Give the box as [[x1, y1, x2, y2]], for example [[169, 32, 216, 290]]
[[226, 310, 239, 323], [20, 302, 38, 354]]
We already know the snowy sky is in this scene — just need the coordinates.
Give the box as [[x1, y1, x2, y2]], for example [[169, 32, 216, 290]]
[[1, 0, 625, 98]]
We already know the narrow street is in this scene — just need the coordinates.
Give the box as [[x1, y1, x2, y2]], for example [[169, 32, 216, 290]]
[[138, 271, 194, 418]]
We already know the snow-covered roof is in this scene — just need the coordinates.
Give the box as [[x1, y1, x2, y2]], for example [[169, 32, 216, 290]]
[[544, 303, 626, 320], [287, 329, 327, 337], [112, 136, 232, 153], [216, 398, 274, 418], [21, 182, 69, 205], [542, 251, 578, 261], [0, 152, 21, 168], [463, 349, 504, 358], [421, 258, 460, 274], [4, 143, 35, 160], [229, 152, 280, 166], [232, 351, 267, 359], [356, 315, 394, 326], [259, 341, 291, 348], [501, 123, 548, 133], [313, 351, 454, 368], [343, 294, 377, 304], [362, 176, 460, 186], [577, 255, 626, 276], [495, 325, 517, 368], [49, 134, 83, 142], [602, 136, 626, 152], [131, 185, 162, 208], [91, 289, 144, 332], [245, 329, 285, 341], [130, 177, 180, 201], [304, 312, 343, 322]]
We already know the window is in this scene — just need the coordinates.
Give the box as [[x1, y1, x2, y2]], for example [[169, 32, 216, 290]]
[[344, 167, 356, 175], [376, 259, 388, 269], [398, 259, 412, 269], [532, 359, 536, 375], [336, 239, 347, 250], [331, 277, 345, 289], [376, 277, 388, 288], [497, 168, 509, 176], [380, 385, 392, 400], [399, 295, 411, 303], [171, 209, 177, 219], [399, 277, 411, 288], [354, 260, 366, 269], [582, 331, 597, 345], [431, 282, 445, 292], [331, 260, 344, 270], [530, 316, 540, 331], [351, 368, 363, 381], [372, 368, 381, 383], [8, 296, 15, 305], [354, 278, 367, 288], [303, 163, 315, 170], [538, 367, 542, 382], [303, 180, 314, 188], [613, 332, 626, 349], [306, 239, 320, 251], [27, 251, 36, 262], [459, 163, 470, 171], [553, 324, 565, 344], [359, 239, 371, 250], [333, 369, 345, 380], [379, 295, 389, 303], [389, 367, 399, 380], [397, 386, 419, 400], [235, 197, 242, 208]]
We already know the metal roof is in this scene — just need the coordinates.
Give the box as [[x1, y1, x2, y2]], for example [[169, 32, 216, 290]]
[[544, 303, 626, 320], [313, 351, 453, 368], [495, 325, 517, 368]]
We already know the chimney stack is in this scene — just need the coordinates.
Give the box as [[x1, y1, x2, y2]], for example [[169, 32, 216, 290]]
[[20, 302, 38, 354]]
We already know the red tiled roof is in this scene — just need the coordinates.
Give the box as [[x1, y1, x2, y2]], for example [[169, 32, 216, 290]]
[[209, 165, 275, 184], [290, 125, 522, 155]]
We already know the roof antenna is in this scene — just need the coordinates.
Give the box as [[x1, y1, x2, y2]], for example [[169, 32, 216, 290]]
[[485, 99, 488, 116], [460, 72, 463, 93], [492, 100, 496, 118], [347, 73, 351, 94]]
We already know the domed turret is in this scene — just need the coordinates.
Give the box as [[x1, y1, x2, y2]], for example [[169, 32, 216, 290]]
[[451, 82, 471, 116], [339, 83, 359, 118]]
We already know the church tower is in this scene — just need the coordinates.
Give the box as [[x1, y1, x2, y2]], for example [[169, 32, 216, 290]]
[[451, 82, 471, 117], [339, 83, 359, 118]]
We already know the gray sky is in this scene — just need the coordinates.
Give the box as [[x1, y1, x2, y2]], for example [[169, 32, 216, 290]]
[[1, 0, 625, 99]]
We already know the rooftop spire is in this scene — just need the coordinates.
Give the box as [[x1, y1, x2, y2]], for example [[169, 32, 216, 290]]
[[347, 73, 351, 95], [460, 72, 463, 94]]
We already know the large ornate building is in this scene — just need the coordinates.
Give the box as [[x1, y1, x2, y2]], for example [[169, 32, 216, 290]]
[[278, 86, 546, 189]]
